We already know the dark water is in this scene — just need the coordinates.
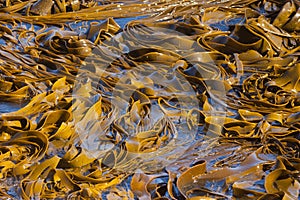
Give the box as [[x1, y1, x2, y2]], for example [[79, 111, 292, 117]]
[[115, 15, 148, 28], [0, 102, 26, 113]]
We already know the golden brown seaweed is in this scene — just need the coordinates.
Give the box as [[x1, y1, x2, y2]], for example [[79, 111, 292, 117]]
[[0, 0, 299, 199]]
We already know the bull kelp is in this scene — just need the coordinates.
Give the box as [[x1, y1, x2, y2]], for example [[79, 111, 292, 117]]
[[0, 0, 299, 199]]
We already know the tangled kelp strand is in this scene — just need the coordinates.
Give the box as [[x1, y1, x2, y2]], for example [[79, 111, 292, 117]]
[[0, 0, 299, 199]]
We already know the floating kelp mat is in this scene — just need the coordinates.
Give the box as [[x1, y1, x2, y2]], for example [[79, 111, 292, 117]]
[[0, 0, 299, 199]]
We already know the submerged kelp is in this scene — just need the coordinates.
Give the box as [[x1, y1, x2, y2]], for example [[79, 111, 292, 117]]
[[0, 0, 299, 199]]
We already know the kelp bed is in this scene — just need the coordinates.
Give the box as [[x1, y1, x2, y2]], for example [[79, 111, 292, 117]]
[[0, 0, 299, 199]]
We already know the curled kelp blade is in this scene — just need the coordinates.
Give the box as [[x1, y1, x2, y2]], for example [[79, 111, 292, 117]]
[[177, 149, 266, 198]]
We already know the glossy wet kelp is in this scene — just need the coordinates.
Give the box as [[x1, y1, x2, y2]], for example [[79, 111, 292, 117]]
[[0, 0, 299, 199]]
